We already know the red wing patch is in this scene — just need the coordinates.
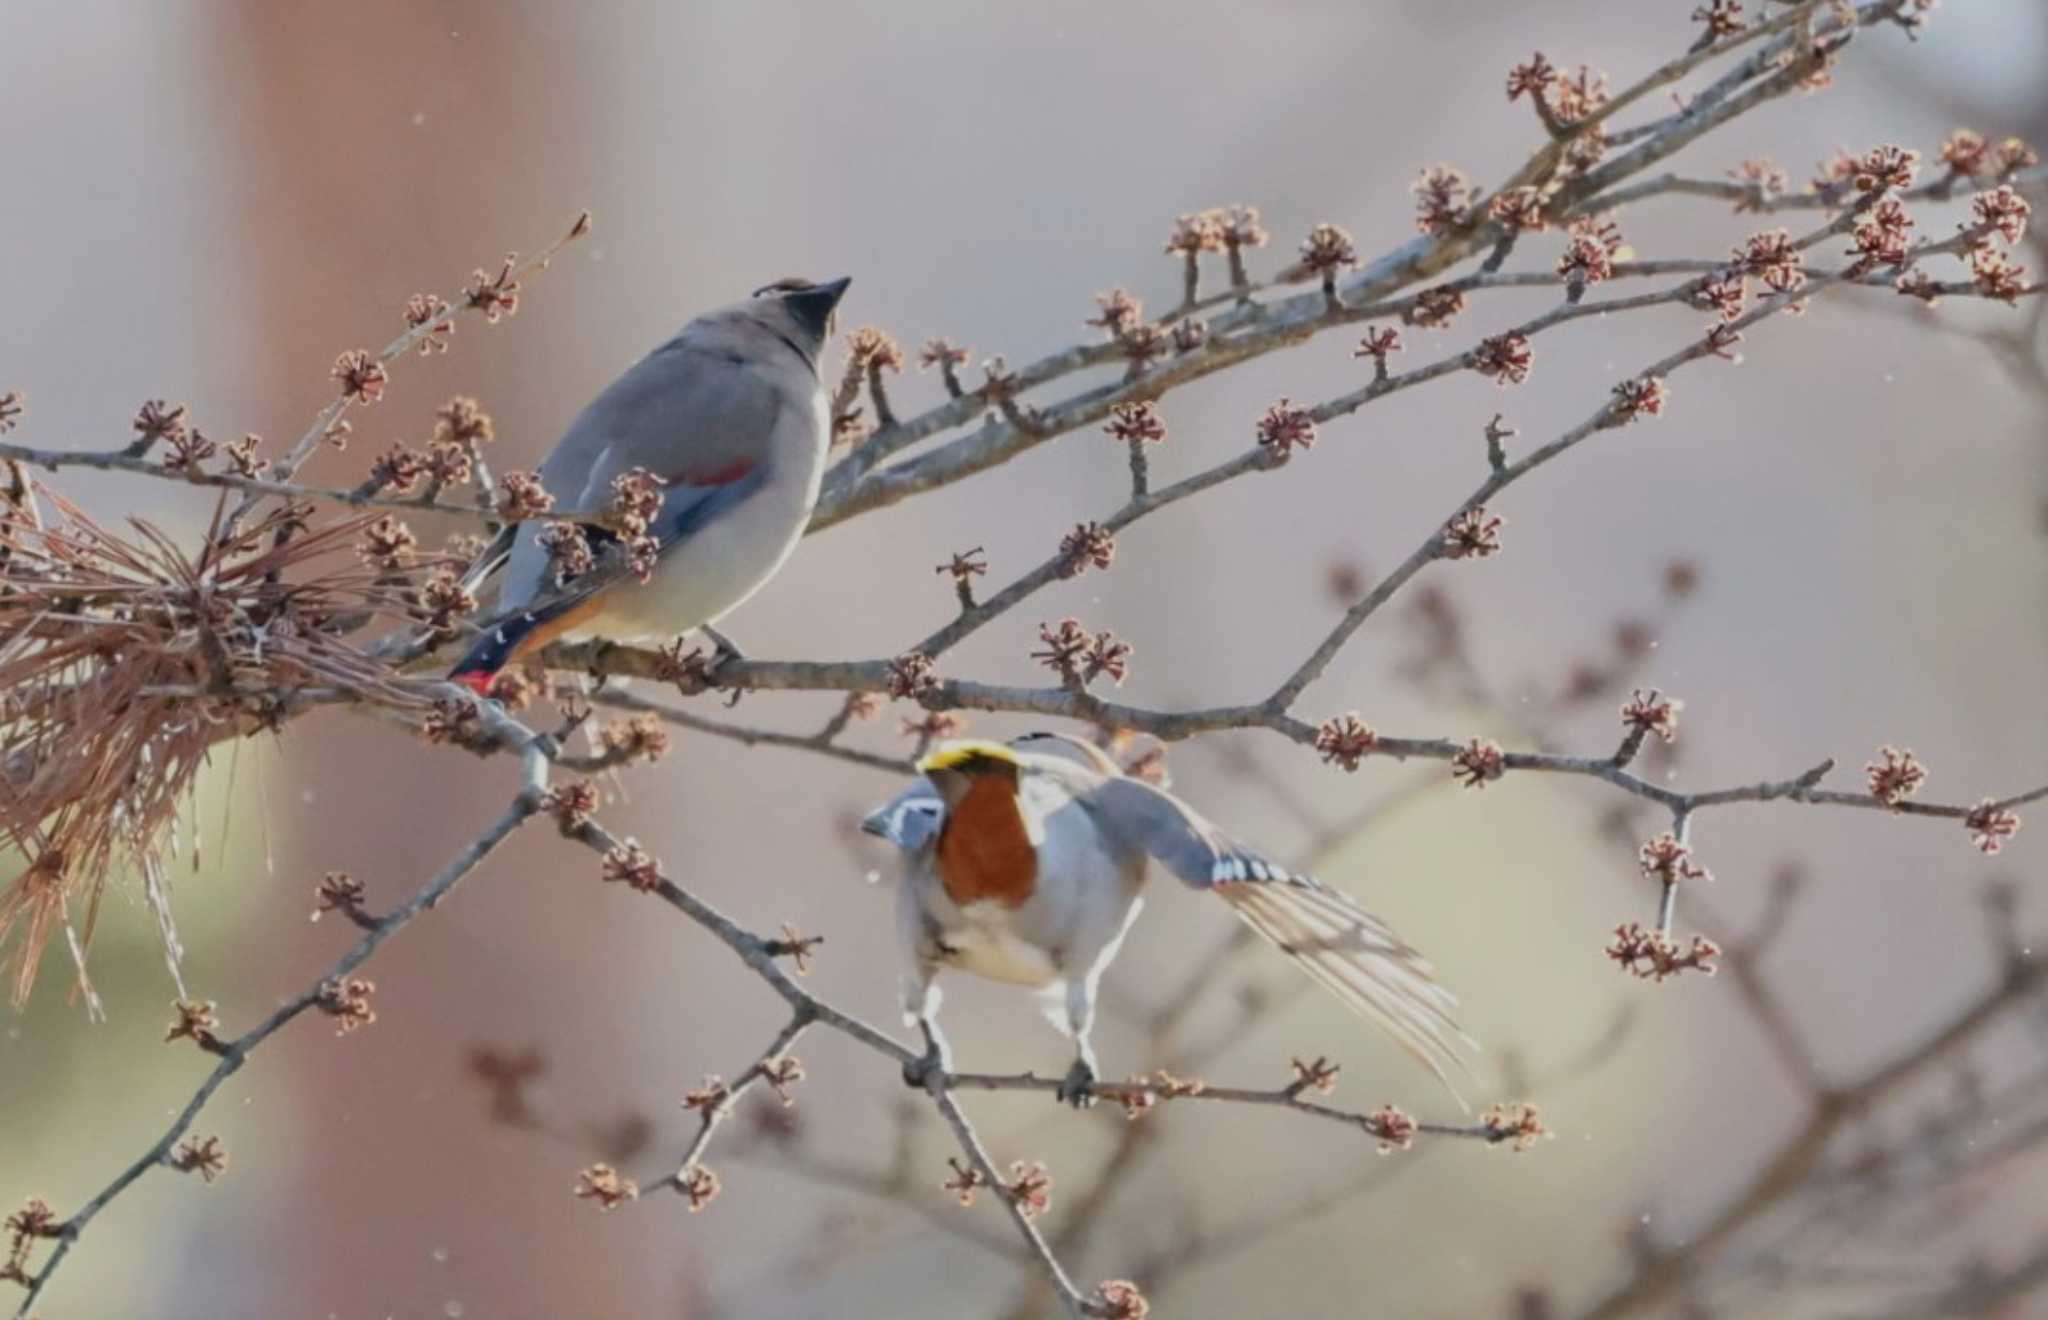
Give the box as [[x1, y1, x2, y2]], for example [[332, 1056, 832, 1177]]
[[450, 668, 495, 696], [669, 458, 757, 487]]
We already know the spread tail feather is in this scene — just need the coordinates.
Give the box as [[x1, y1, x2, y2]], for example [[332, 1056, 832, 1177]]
[[1215, 879, 1474, 1110]]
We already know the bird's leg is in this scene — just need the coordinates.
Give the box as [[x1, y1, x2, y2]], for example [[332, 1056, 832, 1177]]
[[1055, 978, 1100, 1109], [902, 1014, 952, 1092], [901, 973, 950, 1091]]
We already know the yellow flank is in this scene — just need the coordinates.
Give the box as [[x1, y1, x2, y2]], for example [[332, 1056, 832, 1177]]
[[916, 740, 1023, 773]]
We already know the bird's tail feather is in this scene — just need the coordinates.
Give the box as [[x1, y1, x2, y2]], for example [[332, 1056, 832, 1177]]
[[1216, 878, 1474, 1110], [447, 595, 593, 693]]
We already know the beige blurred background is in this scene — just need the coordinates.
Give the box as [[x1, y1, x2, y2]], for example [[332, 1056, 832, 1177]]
[[3, 3, 2045, 1317]]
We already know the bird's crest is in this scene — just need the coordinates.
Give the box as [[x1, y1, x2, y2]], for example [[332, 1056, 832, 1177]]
[[917, 740, 1023, 774]]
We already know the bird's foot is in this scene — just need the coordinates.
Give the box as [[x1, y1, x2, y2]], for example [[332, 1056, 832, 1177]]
[[901, 1043, 950, 1093], [701, 625, 746, 670], [1056, 1059, 1098, 1109], [700, 627, 748, 706]]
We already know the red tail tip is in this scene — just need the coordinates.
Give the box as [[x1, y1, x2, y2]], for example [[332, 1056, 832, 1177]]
[[451, 669, 495, 697]]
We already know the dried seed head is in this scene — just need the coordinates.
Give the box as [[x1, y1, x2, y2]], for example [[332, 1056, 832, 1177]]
[[1087, 289, 1143, 337], [1105, 400, 1167, 445], [1452, 737, 1506, 787], [1620, 689, 1682, 742], [1164, 210, 1225, 256], [1314, 714, 1379, 772], [1057, 522, 1117, 578], [133, 399, 189, 448], [679, 1164, 720, 1212], [496, 470, 555, 521], [1003, 1161, 1053, 1220], [1964, 799, 2022, 854], [367, 444, 425, 494], [1557, 234, 1614, 285], [1865, 746, 1927, 809], [1255, 398, 1317, 459], [1735, 229, 1805, 294], [403, 293, 455, 353], [942, 1157, 987, 1206], [602, 840, 662, 892], [574, 1163, 638, 1210], [1218, 204, 1270, 250], [1414, 165, 1473, 237], [1480, 1102, 1552, 1152], [1488, 186, 1549, 233], [1940, 129, 1991, 178], [1638, 833, 1711, 885], [316, 976, 378, 1034], [1298, 223, 1359, 278], [1407, 286, 1467, 329], [331, 350, 388, 404], [1095, 1280, 1151, 1320], [170, 1134, 229, 1183], [1693, 1, 1746, 40], [1606, 922, 1721, 981], [1367, 1104, 1418, 1154], [1972, 185, 2031, 246], [1354, 326, 1404, 362], [1443, 507, 1505, 560], [1472, 334, 1533, 386], [846, 325, 905, 372], [1852, 144, 1920, 194], [886, 651, 939, 701], [434, 395, 494, 447], [1610, 376, 1669, 423], [465, 256, 522, 322]]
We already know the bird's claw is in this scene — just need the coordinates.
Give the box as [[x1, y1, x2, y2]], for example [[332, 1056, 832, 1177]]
[[901, 1044, 949, 1092], [1056, 1059, 1098, 1109], [700, 627, 748, 707], [701, 625, 746, 670]]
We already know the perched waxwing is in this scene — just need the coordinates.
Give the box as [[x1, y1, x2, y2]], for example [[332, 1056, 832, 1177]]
[[863, 735, 1474, 1108], [450, 276, 851, 689]]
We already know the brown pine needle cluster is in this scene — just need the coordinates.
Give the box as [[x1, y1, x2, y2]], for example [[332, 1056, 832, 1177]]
[[0, 481, 427, 1006]]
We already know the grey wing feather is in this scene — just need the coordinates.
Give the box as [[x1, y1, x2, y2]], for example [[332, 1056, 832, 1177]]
[[1009, 731, 1124, 777], [1220, 882, 1472, 1106], [1068, 775, 1278, 888], [496, 337, 785, 613], [1069, 771, 1473, 1103]]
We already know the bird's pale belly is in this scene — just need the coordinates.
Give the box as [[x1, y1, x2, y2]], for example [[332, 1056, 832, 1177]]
[[576, 478, 816, 640], [935, 906, 1061, 987]]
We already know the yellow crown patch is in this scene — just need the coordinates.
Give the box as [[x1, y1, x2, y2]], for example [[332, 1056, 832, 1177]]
[[916, 740, 1022, 774]]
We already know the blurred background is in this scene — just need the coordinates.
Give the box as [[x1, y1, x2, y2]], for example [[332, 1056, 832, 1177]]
[[2, 2, 2045, 1317]]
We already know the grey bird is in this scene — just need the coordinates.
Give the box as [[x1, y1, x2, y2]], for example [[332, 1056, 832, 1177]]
[[862, 735, 1473, 1108], [451, 276, 850, 689]]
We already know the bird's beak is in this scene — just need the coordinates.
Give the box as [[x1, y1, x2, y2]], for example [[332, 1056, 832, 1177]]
[[784, 276, 851, 341]]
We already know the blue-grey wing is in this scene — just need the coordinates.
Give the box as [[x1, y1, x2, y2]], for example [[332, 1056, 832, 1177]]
[[497, 336, 786, 613]]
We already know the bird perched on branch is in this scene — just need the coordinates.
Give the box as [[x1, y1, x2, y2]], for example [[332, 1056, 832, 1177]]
[[450, 275, 851, 691], [862, 734, 1473, 1107]]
